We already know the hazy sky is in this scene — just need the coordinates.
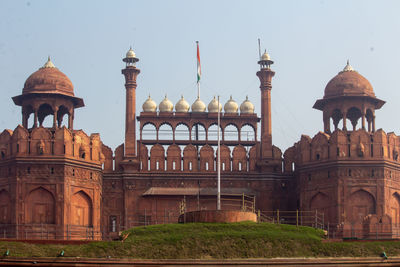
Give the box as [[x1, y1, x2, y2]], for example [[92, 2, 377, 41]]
[[1, 1, 400, 153]]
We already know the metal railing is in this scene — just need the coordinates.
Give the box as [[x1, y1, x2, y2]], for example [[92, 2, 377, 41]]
[[257, 210, 325, 229]]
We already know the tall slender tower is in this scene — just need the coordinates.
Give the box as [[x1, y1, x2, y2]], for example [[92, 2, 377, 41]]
[[122, 47, 140, 160], [256, 50, 275, 169]]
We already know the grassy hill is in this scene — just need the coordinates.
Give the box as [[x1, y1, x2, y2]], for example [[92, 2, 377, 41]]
[[1, 222, 400, 259]]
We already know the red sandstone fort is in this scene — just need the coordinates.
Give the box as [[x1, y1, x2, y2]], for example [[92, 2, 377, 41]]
[[0, 47, 398, 240]]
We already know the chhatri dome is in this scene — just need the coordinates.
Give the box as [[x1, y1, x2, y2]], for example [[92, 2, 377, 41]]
[[261, 50, 272, 61], [175, 95, 190, 112], [159, 95, 174, 112], [126, 47, 136, 59], [240, 96, 255, 114], [224, 95, 238, 113], [191, 97, 206, 112], [208, 96, 222, 113], [22, 57, 75, 97], [323, 60, 375, 99], [142, 95, 157, 112]]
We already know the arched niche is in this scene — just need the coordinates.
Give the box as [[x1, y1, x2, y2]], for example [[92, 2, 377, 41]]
[[390, 193, 400, 226], [183, 144, 198, 171], [217, 145, 231, 171], [232, 145, 247, 171], [310, 192, 332, 223], [166, 144, 182, 171], [347, 189, 376, 223], [150, 144, 165, 171], [25, 187, 55, 224], [70, 191, 93, 226], [0, 190, 11, 224], [200, 145, 214, 171]]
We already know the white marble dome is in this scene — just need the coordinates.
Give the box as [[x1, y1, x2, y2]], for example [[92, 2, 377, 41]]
[[208, 96, 222, 112], [142, 95, 157, 112], [175, 95, 190, 112], [159, 95, 174, 112], [239, 96, 254, 114], [191, 97, 206, 112], [224, 96, 238, 113]]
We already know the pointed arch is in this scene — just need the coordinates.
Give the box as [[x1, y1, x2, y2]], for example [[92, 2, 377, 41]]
[[183, 144, 198, 171], [166, 144, 181, 171], [310, 192, 332, 223], [70, 190, 93, 226], [232, 145, 247, 171], [0, 190, 11, 224], [57, 105, 70, 128], [25, 187, 55, 224], [142, 122, 157, 140], [224, 124, 239, 141], [191, 123, 206, 141], [240, 124, 255, 141], [347, 189, 376, 223], [200, 145, 214, 171], [37, 103, 54, 127], [150, 144, 165, 171], [390, 192, 400, 226]]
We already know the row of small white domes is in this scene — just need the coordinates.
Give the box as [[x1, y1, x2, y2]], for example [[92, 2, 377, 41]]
[[143, 95, 255, 114]]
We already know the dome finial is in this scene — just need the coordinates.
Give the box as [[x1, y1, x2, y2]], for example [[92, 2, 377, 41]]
[[42, 56, 55, 69], [342, 60, 355, 72]]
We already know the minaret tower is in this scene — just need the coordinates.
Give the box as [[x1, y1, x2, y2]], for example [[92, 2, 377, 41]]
[[256, 50, 275, 163], [122, 47, 140, 160]]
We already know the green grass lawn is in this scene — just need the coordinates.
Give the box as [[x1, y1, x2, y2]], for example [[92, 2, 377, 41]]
[[0, 222, 400, 259]]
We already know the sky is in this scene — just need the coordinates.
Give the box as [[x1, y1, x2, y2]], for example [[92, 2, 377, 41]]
[[1, 0, 400, 153]]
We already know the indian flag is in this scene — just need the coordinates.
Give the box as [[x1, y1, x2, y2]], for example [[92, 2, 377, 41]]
[[197, 41, 201, 83]]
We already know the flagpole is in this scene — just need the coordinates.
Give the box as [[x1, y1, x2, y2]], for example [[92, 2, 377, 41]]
[[217, 95, 221, 210], [196, 41, 201, 99]]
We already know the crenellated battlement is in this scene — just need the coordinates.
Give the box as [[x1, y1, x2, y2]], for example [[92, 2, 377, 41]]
[[0, 125, 105, 165], [284, 128, 400, 172]]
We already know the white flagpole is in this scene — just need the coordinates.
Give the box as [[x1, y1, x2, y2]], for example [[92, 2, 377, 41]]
[[196, 41, 200, 99], [217, 95, 221, 210], [197, 81, 200, 99]]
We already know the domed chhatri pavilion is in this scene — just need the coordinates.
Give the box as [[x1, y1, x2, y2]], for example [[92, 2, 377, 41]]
[[1, 58, 103, 240], [1, 47, 400, 240]]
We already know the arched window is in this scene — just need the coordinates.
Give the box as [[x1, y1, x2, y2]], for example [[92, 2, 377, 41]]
[[159, 123, 173, 140], [142, 123, 157, 140], [57, 105, 69, 128], [240, 125, 255, 141], [224, 124, 239, 141], [191, 124, 206, 141], [208, 124, 222, 141], [37, 103, 54, 127], [175, 124, 190, 140]]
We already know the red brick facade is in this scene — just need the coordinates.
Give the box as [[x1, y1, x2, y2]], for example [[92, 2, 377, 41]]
[[1, 52, 398, 240]]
